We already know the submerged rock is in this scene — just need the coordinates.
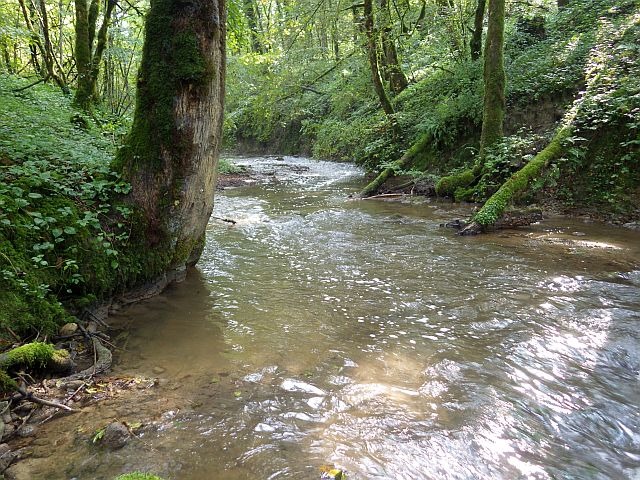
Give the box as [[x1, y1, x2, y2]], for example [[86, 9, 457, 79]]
[[101, 422, 130, 450]]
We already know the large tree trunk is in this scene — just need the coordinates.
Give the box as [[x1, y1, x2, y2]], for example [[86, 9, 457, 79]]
[[470, 0, 486, 61], [116, 0, 226, 274], [479, 0, 505, 156]]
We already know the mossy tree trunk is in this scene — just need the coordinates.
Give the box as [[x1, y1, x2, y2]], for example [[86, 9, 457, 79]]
[[470, 0, 486, 61], [459, 126, 571, 235], [379, 0, 408, 94], [244, 0, 264, 54], [479, 0, 505, 156], [360, 132, 432, 197], [74, 0, 116, 110], [363, 0, 395, 117], [116, 0, 226, 274]]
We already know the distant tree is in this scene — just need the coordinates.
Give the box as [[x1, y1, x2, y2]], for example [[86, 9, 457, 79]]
[[74, 0, 117, 110], [470, 0, 486, 61]]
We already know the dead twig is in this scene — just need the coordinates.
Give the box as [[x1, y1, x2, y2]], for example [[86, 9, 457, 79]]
[[15, 387, 78, 412]]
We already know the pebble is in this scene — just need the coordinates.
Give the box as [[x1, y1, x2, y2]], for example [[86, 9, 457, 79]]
[[17, 425, 38, 438], [152, 366, 166, 375]]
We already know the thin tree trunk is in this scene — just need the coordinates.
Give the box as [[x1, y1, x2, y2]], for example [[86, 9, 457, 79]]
[[479, 0, 505, 156], [115, 0, 226, 273], [360, 132, 432, 197], [37, 0, 68, 91], [74, 0, 92, 108], [470, 0, 486, 61], [88, 0, 116, 100], [363, 0, 395, 116], [2, 42, 13, 73], [379, 0, 408, 93], [244, 0, 263, 53], [17, 0, 44, 76]]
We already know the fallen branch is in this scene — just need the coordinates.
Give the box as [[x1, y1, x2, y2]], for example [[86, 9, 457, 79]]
[[460, 126, 570, 235], [360, 193, 406, 200], [12, 75, 49, 92], [360, 132, 433, 197], [212, 216, 237, 224], [15, 387, 78, 412]]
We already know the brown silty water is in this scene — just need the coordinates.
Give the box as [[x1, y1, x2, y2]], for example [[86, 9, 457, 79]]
[[14, 156, 640, 479]]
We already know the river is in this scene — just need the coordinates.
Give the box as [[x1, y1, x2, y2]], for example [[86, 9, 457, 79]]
[[16, 156, 640, 479]]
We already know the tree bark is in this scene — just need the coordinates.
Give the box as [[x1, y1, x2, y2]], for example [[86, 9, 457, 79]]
[[470, 0, 486, 61], [363, 0, 395, 116], [479, 0, 505, 156], [115, 0, 226, 273], [378, 0, 408, 93], [360, 132, 432, 197], [74, 0, 116, 110], [74, 0, 92, 107]]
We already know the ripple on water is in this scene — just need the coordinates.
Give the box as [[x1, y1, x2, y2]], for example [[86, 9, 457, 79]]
[[21, 156, 640, 480]]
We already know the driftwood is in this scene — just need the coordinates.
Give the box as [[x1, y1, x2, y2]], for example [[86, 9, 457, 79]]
[[360, 193, 407, 200], [14, 387, 78, 412], [442, 209, 544, 235], [212, 216, 237, 224]]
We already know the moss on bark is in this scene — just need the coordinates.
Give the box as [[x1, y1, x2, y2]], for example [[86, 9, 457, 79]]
[[473, 126, 570, 227], [360, 132, 432, 197], [479, 0, 505, 156], [0, 342, 71, 392]]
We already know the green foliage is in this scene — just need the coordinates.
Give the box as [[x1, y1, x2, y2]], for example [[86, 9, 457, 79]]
[[218, 158, 244, 174], [0, 75, 136, 340], [114, 474, 164, 480]]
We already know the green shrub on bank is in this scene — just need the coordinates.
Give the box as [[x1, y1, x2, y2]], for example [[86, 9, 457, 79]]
[[0, 75, 136, 341]]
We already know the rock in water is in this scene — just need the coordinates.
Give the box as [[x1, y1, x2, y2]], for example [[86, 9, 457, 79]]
[[101, 422, 130, 450], [59, 323, 79, 336]]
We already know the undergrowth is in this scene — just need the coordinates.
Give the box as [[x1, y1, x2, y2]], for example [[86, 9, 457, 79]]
[[0, 75, 135, 343]]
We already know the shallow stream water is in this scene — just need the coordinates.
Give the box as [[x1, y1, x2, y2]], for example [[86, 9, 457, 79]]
[[18, 156, 640, 479]]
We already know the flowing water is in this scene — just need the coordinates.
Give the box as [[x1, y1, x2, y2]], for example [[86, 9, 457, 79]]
[[18, 156, 640, 479]]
